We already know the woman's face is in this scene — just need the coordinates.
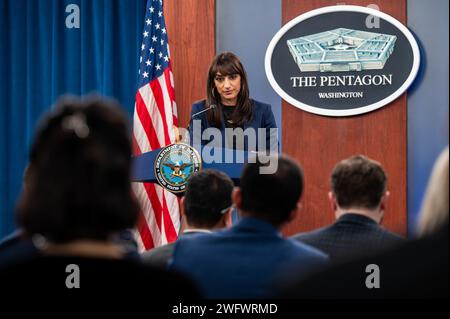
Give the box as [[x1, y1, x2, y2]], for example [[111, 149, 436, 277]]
[[213, 73, 241, 106]]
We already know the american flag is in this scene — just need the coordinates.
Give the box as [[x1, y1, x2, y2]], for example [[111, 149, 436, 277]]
[[132, 0, 180, 251]]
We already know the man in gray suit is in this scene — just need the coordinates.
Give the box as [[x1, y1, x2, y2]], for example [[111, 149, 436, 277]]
[[292, 155, 404, 262], [141, 169, 233, 268]]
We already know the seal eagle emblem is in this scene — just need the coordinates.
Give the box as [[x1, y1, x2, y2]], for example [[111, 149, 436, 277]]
[[154, 143, 201, 193]]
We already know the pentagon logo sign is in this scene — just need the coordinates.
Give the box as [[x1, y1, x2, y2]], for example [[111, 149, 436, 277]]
[[265, 5, 420, 116], [154, 143, 201, 193], [286, 28, 396, 72]]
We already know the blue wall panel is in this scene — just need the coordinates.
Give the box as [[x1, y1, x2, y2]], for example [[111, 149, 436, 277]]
[[407, 0, 449, 234]]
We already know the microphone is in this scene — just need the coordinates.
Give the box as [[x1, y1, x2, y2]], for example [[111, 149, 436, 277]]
[[185, 104, 216, 145], [191, 104, 216, 119]]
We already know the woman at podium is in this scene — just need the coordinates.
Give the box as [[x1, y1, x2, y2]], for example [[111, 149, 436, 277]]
[[188, 52, 278, 153]]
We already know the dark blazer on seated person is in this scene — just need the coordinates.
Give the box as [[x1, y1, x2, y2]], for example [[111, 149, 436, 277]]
[[281, 224, 448, 299], [292, 213, 404, 262], [141, 230, 209, 269], [188, 99, 278, 152], [170, 217, 328, 299]]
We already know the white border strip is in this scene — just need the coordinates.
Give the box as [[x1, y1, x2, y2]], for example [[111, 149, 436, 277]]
[[264, 5, 420, 117]]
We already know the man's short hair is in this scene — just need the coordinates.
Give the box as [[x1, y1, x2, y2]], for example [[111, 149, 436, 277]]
[[184, 170, 234, 228], [331, 155, 387, 210], [240, 155, 304, 226]]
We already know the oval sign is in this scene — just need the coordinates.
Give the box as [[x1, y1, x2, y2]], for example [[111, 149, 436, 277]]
[[265, 5, 420, 116]]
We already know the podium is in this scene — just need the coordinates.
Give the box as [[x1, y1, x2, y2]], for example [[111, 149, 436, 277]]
[[132, 145, 256, 186]]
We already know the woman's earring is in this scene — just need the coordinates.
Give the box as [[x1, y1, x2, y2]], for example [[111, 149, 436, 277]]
[[211, 87, 216, 99]]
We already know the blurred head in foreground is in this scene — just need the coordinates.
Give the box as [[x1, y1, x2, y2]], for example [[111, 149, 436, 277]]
[[418, 146, 449, 237], [16, 96, 139, 245]]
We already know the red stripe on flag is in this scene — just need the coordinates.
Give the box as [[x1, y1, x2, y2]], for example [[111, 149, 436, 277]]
[[164, 68, 175, 105], [172, 113, 178, 128], [143, 182, 163, 231], [149, 79, 172, 146], [135, 91, 161, 150], [131, 132, 154, 249], [137, 212, 155, 250], [162, 190, 178, 243], [132, 134, 142, 156], [164, 68, 178, 127]]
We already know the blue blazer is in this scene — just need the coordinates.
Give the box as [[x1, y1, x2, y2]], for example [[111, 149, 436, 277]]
[[170, 217, 328, 298], [188, 99, 278, 152]]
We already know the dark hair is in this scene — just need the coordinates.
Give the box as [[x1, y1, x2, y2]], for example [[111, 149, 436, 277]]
[[331, 155, 387, 210], [183, 170, 234, 228], [22, 163, 34, 193], [16, 96, 139, 243], [240, 155, 304, 226], [206, 52, 253, 127]]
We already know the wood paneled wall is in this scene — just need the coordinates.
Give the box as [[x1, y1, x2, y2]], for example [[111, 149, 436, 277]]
[[282, 0, 407, 236], [164, 0, 216, 129]]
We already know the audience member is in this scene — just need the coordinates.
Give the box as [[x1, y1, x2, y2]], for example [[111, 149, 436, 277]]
[[280, 152, 449, 299], [418, 146, 449, 237], [170, 155, 328, 298], [141, 169, 233, 268], [0, 96, 199, 299], [292, 155, 404, 262]]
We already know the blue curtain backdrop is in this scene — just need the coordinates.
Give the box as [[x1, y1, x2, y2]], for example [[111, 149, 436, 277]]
[[0, 0, 146, 237]]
